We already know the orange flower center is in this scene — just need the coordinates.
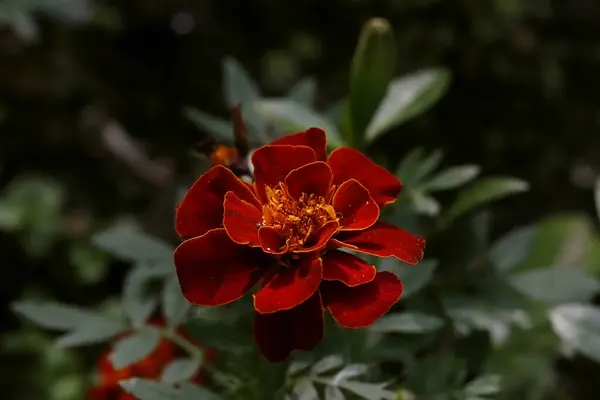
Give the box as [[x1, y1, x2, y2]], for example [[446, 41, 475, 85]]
[[209, 145, 238, 166], [261, 182, 338, 251]]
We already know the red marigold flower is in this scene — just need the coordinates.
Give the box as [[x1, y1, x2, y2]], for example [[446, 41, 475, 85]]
[[174, 127, 426, 362], [87, 320, 216, 400]]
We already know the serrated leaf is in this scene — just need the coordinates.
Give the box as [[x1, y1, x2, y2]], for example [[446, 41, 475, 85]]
[[311, 355, 344, 375], [161, 358, 201, 384], [223, 57, 260, 107], [550, 304, 600, 363], [370, 312, 444, 334], [288, 77, 317, 107], [110, 330, 161, 369], [248, 99, 343, 148], [178, 383, 225, 400], [12, 301, 123, 332], [490, 225, 538, 272], [93, 219, 174, 263], [123, 265, 167, 327], [422, 165, 481, 192], [365, 68, 451, 142], [120, 378, 179, 400], [162, 276, 191, 328], [464, 374, 501, 397], [325, 386, 346, 400], [184, 107, 233, 143], [509, 267, 600, 303], [293, 379, 319, 400], [446, 177, 529, 222]]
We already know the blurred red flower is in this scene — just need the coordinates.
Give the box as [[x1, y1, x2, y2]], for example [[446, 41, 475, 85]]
[[174, 128, 425, 362], [87, 321, 215, 400]]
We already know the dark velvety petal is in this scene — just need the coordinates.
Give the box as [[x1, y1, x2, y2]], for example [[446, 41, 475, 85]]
[[176, 166, 261, 239], [258, 226, 288, 255], [321, 272, 403, 328], [322, 250, 376, 286], [251, 144, 316, 203], [333, 222, 425, 265], [223, 191, 262, 246], [285, 161, 333, 199], [293, 220, 339, 254], [174, 229, 270, 306], [332, 179, 379, 231], [327, 148, 402, 207], [253, 257, 323, 314], [270, 128, 328, 161], [87, 386, 123, 400], [254, 291, 324, 362]]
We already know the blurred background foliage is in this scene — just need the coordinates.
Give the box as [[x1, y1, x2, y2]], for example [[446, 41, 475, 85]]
[[2, 0, 600, 399]]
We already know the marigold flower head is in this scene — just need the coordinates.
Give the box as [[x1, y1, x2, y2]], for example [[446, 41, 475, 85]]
[[87, 320, 215, 400], [174, 128, 425, 362]]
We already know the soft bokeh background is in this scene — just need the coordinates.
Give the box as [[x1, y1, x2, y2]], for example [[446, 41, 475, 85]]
[[2, 0, 600, 399]]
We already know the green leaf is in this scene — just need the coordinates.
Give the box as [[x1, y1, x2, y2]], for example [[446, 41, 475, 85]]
[[248, 99, 344, 148], [93, 219, 174, 263], [331, 364, 369, 385], [370, 312, 445, 334], [184, 107, 233, 143], [380, 259, 437, 299], [595, 177, 600, 222], [161, 358, 202, 384], [550, 304, 600, 363], [223, 56, 260, 107], [178, 383, 225, 400], [335, 381, 395, 400], [464, 375, 502, 397], [408, 189, 441, 216], [395, 148, 425, 187], [490, 225, 538, 273], [446, 177, 529, 222], [110, 330, 161, 369], [509, 267, 600, 303], [293, 379, 319, 400], [288, 77, 317, 107], [311, 354, 345, 375], [422, 165, 481, 192], [123, 265, 169, 327], [12, 301, 123, 332], [325, 386, 346, 400], [120, 378, 179, 400], [54, 324, 125, 348], [349, 18, 397, 143], [162, 276, 191, 328], [365, 68, 451, 142], [412, 148, 444, 184]]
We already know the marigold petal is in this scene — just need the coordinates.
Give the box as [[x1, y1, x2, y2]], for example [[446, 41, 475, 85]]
[[328, 148, 402, 207], [87, 386, 123, 400], [270, 128, 328, 161], [333, 221, 425, 265], [321, 272, 403, 328], [254, 291, 324, 362], [258, 226, 288, 255], [251, 144, 316, 203], [285, 161, 333, 199], [176, 166, 261, 239], [223, 191, 262, 246], [322, 250, 376, 286], [292, 220, 339, 254], [174, 229, 269, 306], [333, 179, 379, 231], [253, 257, 323, 314]]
